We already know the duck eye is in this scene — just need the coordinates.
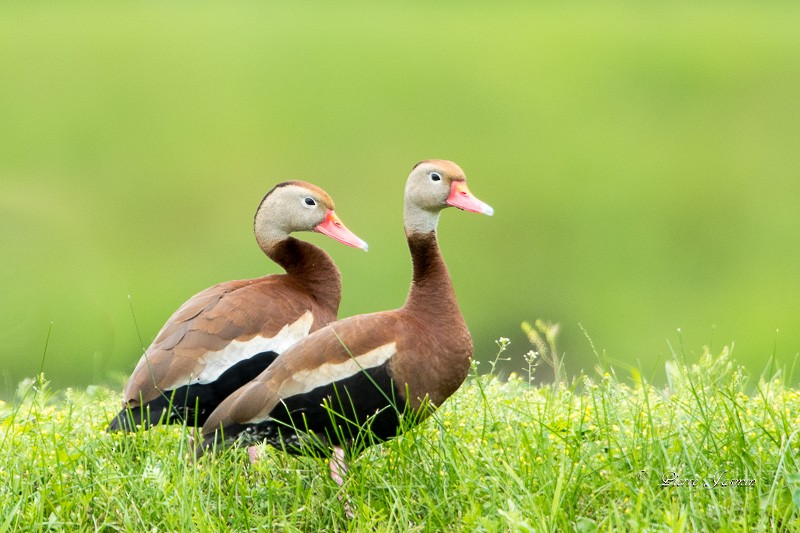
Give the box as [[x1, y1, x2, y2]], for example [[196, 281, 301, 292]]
[[430, 172, 442, 182], [303, 197, 317, 208]]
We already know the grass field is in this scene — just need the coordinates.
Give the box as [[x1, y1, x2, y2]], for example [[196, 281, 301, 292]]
[[2, 332, 799, 531]]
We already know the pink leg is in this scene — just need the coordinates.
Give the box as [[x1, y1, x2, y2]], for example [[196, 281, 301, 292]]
[[247, 446, 261, 464], [330, 446, 354, 518], [330, 446, 348, 486]]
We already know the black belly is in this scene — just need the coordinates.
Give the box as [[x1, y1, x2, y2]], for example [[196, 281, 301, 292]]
[[108, 349, 280, 431], [225, 363, 410, 456]]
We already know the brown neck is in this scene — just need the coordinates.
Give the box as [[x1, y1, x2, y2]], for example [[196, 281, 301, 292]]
[[266, 237, 342, 307], [403, 231, 464, 322]]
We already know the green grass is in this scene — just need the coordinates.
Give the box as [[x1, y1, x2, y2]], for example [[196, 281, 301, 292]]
[[1, 338, 799, 531]]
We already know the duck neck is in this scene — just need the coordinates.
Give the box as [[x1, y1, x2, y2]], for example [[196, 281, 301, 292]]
[[403, 231, 463, 322], [264, 237, 342, 307]]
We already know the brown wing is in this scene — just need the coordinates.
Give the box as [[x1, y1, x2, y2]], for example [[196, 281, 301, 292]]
[[122, 275, 325, 407], [201, 311, 402, 432]]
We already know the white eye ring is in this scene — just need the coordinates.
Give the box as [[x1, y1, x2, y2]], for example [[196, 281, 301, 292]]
[[302, 197, 317, 208], [430, 172, 442, 182]]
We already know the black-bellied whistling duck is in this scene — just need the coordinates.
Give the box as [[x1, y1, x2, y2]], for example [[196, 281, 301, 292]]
[[197, 160, 493, 484], [107, 181, 368, 431]]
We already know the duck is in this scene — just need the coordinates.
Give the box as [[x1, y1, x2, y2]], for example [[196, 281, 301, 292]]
[[197, 160, 493, 486], [107, 181, 368, 431]]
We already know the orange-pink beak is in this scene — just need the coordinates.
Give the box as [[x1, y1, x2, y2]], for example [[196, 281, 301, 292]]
[[446, 181, 494, 216], [315, 210, 369, 251]]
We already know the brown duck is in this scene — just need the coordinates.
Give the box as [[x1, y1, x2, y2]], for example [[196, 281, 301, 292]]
[[108, 181, 367, 431], [198, 160, 493, 485]]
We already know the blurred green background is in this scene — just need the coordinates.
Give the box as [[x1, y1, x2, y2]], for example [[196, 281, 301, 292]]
[[2, 2, 799, 397]]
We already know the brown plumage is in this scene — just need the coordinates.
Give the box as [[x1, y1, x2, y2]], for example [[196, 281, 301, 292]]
[[107, 181, 367, 431], [198, 160, 494, 477]]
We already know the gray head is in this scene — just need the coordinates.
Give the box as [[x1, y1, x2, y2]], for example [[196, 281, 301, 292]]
[[404, 160, 493, 235], [254, 180, 368, 252]]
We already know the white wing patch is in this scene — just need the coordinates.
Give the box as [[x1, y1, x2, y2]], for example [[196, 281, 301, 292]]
[[189, 310, 314, 386], [278, 342, 397, 399]]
